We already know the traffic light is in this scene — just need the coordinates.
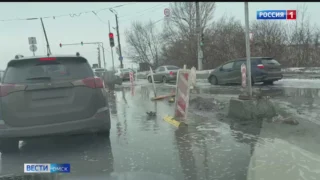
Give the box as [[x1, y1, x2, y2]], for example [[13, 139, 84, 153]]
[[81, 41, 83, 46], [200, 33, 204, 46], [109, 33, 115, 47], [59, 43, 62, 48]]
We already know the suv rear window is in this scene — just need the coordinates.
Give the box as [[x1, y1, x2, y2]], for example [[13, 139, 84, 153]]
[[3, 57, 93, 83], [261, 59, 280, 65]]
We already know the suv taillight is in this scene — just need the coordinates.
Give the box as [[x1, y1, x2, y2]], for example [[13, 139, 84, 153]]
[[257, 64, 264, 69], [72, 77, 105, 88], [0, 84, 26, 97]]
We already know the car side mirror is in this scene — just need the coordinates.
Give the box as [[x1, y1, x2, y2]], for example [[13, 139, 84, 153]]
[[219, 67, 223, 71]]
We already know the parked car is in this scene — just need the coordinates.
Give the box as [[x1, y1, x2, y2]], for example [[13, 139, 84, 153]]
[[208, 57, 283, 85], [93, 68, 122, 88], [0, 54, 111, 153], [147, 65, 180, 83]]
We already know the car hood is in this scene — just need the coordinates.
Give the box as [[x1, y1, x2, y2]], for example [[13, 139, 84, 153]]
[[0, 172, 176, 180]]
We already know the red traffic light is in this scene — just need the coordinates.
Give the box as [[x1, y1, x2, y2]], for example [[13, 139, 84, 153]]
[[59, 43, 62, 48], [109, 33, 114, 39]]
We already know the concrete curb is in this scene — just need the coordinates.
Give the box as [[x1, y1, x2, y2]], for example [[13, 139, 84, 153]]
[[163, 115, 188, 128]]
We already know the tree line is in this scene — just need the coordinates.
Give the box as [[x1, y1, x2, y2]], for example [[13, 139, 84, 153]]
[[125, 3, 320, 70]]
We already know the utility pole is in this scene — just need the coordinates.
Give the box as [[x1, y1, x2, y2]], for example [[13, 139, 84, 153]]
[[115, 14, 123, 69], [97, 46, 101, 68], [40, 18, 51, 56], [195, 2, 203, 70], [244, 2, 253, 97], [101, 43, 106, 69], [109, 20, 115, 71]]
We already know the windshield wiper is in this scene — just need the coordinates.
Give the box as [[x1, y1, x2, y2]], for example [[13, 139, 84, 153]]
[[26, 76, 51, 80]]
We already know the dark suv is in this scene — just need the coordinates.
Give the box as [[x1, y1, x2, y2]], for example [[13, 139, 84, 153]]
[[208, 57, 283, 85], [0, 55, 111, 153]]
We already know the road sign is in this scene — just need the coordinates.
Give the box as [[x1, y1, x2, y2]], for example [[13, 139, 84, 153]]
[[241, 63, 246, 88], [119, 56, 123, 61], [174, 69, 191, 121], [164, 8, 170, 17], [28, 37, 37, 45], [29, 44, 37, 52]]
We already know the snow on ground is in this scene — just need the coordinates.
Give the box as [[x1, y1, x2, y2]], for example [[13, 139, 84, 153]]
[[283, 67, 320, 73]]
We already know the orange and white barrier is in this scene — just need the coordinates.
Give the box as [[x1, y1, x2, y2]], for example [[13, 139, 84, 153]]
[[241, 63, 246, 88], [174, 69, 191, 120]]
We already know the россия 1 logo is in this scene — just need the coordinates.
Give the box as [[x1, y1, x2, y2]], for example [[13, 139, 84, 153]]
[[257, 10, 296, 20]]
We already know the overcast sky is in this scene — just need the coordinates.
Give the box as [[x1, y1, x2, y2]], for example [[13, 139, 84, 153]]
[[0, 2, 318, 70]]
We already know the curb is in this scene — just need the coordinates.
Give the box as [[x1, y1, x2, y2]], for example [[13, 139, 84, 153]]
[[163, 115, 188, 128]]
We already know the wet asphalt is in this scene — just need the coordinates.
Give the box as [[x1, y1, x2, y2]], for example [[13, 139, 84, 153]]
[[1, 79, 320, 180]]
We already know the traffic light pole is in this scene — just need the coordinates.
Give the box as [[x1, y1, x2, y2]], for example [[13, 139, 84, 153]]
[[195, 2, 203, 71], [244, 2, 253, 98], [115, 14, 123, 69], [108, 20, 115, 72]]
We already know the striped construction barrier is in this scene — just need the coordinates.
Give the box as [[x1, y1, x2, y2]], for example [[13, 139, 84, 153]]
[[174, 69, 191, 121]]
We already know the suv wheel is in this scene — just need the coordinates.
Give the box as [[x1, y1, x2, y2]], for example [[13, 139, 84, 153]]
[[0, 139, 19, 153], [209, 76, 218, 85]]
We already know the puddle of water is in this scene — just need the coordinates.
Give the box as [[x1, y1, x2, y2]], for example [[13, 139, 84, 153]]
[[248, 138, 320, 180]]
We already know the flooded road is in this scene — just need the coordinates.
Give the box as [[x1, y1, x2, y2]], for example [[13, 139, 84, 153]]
[[1, 80, 320, 180]]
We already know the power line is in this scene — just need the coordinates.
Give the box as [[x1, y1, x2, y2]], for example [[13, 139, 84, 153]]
[[119, 3, 164, 19], [120, 4, 167, 23], [0, 3, 133, 22]]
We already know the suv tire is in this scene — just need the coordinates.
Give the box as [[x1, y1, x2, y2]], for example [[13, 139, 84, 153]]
[[209, 76, 218, 85]]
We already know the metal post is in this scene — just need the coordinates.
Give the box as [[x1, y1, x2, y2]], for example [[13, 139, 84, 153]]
[[195, 2, 203, 70], [244, 2, 252, 97], [108, 20, 115, 71], [40, 18, 51, 56], [101, 43, 106, 69], [115, 14, 123, 69], [97, 46, 101, 68]]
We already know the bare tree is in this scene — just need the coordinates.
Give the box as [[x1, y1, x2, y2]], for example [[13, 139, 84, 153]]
[[283, 3, 320, 67], [156, 3, 320, 69], [250, 21, 287, 62], [161, 2, 215, 67], [125, 20, 163, 67], [203, 15, 245, 68]]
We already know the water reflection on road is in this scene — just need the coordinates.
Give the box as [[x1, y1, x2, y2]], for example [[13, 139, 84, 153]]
[[0, 83, 320, 180]]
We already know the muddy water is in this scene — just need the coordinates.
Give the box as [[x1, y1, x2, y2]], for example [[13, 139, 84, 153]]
[[1, 83, 319, 180]]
